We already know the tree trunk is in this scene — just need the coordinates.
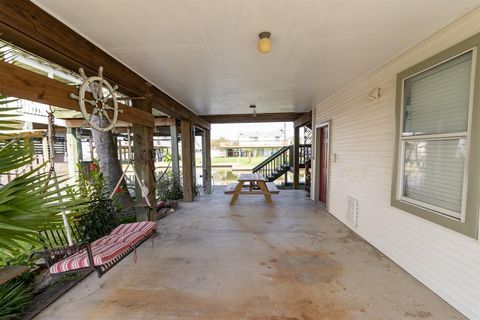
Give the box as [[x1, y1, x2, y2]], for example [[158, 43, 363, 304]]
[[90, 116, 133, 210]]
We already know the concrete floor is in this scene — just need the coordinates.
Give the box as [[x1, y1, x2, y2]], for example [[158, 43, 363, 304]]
[[36, 189, 465, 320]]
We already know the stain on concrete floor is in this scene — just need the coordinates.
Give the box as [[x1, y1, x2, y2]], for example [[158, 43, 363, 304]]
[[35, 190, 466, 320]]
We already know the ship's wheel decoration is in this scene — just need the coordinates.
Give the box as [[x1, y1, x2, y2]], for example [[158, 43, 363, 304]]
[[70, 66, 122, 132]]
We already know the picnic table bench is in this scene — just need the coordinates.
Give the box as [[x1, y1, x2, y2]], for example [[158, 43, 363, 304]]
[[224, 173, 279, 205], [224, 182, 279, 194]]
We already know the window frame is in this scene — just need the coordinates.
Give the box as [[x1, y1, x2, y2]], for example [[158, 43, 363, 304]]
[[392, 34, 480, 239], [398, 49, 475, 221]]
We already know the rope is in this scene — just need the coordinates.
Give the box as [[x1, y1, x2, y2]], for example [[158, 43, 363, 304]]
[[133, 248, 137, 264], [157, 161, 171, 181], [109, 127, 152, 208]]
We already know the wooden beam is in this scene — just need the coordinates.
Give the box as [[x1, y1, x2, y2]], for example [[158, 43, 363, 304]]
[[64, 119, 132, 128], [150, 94, 210, 130], [0, 130, 45, 140], [181, 120, 194, 202], [201, 113, 304, 124], [294, 110, 312, 128], [49, 108, 83, 119], [0, 61, 154, 127], [154, 127, 173, 136], [154, 117, 175, 127], [0, 1, 209, 129]]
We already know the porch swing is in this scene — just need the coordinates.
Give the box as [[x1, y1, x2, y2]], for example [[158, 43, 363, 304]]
[[34, 67, 156, 278]]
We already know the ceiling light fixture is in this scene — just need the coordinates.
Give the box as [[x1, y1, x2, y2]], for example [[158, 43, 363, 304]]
[[250, 104, 257, 118], [257, 31, 272, 54]]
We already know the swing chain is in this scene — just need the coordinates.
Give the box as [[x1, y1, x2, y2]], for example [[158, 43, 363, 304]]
[[47, 109, 56, 172], [46, 108, 73, 246]]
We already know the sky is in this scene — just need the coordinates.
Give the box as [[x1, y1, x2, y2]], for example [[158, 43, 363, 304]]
[[211, 122, 294, 140]]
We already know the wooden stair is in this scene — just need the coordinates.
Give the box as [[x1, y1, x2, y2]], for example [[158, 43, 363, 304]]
[[252, 144, 312, 183]]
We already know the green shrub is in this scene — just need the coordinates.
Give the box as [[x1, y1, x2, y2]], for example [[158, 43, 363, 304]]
[[68, 161, 118, 242], [0, 247, 35, 268], [75, 160, 108, 201], [0, 275, 33, 320], [156, 173, 183, 201]]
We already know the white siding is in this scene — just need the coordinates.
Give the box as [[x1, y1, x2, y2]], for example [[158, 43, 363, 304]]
[[312, 8, 480, 320]]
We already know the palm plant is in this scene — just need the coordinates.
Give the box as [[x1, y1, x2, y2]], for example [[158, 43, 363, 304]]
[[0, 94, 81, 255], [0, 276, 33, 319]]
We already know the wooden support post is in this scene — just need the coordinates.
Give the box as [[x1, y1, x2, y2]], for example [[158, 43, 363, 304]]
[[132, 100, 156, 221], [75, 128, 83, 161], [181, 120, 194, 202], [293, 126, 300, 189], [42, 136, 49, 164], [203, 129, 212, 194], [66, 127, 81, 183], [170, 121, 180, 180]]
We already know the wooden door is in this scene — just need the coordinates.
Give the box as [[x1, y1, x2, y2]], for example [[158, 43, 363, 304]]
[[318, 126, 329, 204]]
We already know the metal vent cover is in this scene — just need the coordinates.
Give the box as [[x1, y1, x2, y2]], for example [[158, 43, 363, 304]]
[[347, 196, 359, 228]]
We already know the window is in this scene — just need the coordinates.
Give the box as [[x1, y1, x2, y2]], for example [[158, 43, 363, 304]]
[[401, 51, 472, 220], [392, 35, 480, 238]]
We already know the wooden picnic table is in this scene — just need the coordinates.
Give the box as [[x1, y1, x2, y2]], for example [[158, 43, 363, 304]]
[[227, 173, 278, 205]]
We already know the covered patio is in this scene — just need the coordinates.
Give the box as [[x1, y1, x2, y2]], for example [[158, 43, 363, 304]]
[[1, 1, 480, 319], [36, 190, 464, 319]]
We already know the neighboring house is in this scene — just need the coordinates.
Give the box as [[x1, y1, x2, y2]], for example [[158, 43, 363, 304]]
[[219, 131, 291, 157], [309, 10, 480, 319]]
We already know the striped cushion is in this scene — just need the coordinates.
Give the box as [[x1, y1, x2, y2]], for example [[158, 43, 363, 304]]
[[49, 242, 131, 274], [92, 231, 145, 247], [110, 221, 156, 236]]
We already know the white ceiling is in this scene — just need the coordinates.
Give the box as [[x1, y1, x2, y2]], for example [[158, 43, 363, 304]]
[[34, 0, 480, 115]]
